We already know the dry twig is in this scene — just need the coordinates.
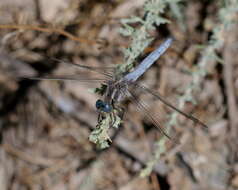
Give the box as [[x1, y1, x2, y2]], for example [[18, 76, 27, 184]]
[[223, 20, 238, 163], [0, 24, 96, 45]]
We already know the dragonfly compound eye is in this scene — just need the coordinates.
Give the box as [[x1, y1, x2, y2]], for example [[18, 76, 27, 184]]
[[96, 99, 104, 109], [95, 99, 112, 113]]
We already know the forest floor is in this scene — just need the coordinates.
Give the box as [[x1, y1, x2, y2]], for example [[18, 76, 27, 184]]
[[0, 0, 237, 190]]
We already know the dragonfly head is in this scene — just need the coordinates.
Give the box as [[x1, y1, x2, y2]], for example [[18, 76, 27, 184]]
[[96, 99, 112, 113]]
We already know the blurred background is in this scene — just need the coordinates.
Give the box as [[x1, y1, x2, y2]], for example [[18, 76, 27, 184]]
[[0, 0, 237, 189]]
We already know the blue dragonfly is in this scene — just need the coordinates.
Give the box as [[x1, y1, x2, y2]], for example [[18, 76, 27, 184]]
[[23, 38, 207, 147]]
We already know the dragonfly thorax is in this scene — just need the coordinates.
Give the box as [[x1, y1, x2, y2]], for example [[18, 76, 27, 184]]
[[108, 80, 129, 103]]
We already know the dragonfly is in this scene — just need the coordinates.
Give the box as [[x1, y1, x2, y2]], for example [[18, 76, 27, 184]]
[[22, 38, 207, 148]]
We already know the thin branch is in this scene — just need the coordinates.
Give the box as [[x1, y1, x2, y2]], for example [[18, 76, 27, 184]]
[[223, 17, 238, 163], [0, 24, 96, 45]]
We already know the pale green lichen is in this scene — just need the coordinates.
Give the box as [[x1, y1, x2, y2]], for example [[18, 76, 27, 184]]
[[89, 115, 112, 149], [89, 110, 122, 149]]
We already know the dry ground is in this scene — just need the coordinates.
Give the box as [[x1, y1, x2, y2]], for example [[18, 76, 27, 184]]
[[0, 0, 237, 190]]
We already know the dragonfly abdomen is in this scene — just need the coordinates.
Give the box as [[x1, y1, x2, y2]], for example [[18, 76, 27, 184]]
[[123, 38, 173, 82]]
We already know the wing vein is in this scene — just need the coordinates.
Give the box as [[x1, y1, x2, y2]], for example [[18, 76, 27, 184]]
[[19, 75, 106, 83], [134, 83, 208, 129], [123, 88, 174, 141], [51, 58, 113, 79]]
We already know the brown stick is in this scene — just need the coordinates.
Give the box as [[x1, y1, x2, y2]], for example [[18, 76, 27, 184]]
[[223, 19, 238, 163], [0, 24, 96, 45]]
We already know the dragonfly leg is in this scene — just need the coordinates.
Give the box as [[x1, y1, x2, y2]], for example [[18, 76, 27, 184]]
[[97, 112, 107, 124], [109, 112, 115, 126], [97, 112, 102, 122], [115, 106, 125, 119], [110, 106, 124, 128], [109, 109, 121, 128]]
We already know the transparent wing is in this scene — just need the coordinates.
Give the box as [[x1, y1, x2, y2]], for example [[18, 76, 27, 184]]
[[17, 58, 114, 83], [51, 58, 114, 80], [19, 75, 107, 83], [132, 83, 208, 129], [122, 88, 177, 142]]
